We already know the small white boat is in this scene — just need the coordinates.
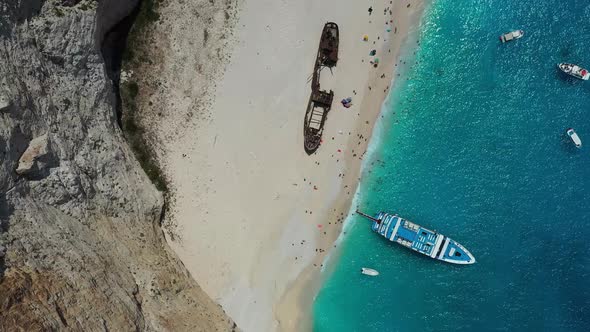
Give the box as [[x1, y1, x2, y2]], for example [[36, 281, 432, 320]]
[[567, 128, 582, 148], [558, 63, 590, 80], [499, 30, 524, 43], [361, 267, 379, 276]]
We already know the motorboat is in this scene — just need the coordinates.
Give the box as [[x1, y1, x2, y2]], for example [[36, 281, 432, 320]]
[[361, 268, 379, 276], [567, 128, 582, 148], [499, 30, 524, 43], [558, 63, 590, 80]]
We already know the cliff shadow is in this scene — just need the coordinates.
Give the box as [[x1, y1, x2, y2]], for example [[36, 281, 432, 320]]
[[96, 0, 141, 128], [0, 193, 13, 279]]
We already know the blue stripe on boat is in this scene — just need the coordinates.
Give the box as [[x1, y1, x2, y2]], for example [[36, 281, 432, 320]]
[[368, 212, 475, 265]]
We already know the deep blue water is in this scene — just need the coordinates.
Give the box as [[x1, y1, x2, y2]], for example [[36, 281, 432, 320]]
[[313, 1, 590, 331]]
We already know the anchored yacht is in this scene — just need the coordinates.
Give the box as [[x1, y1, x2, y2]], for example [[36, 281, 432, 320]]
[[567, 128, 582, 148], [356, 211, 476, 265], [499, 30, 524, 43], [558, 63, 590, 80]]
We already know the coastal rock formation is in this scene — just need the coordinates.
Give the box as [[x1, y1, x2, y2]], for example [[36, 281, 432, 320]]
[[0, 0, 234, 331], [0, 94, 10, 112], [15, 133, 54, 176]]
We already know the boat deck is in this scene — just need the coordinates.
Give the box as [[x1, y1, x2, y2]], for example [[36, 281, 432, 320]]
[[319, 23, 339, 67], [372, 214, 438, 257], [369, 212, 475, 264], [309, 106, 324, 130]]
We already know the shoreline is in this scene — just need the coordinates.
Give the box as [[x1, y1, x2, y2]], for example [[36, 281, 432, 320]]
[[124, 0, 426, 331], [275, 2, 427, 330]]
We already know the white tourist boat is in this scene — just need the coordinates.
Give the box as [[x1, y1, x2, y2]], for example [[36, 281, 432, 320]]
[[361, 268, 379, 276], [356, 210, 476, 265], [499, 30, 524, 43], [567, 128, 582, 148], [558, 63, 590, 80]]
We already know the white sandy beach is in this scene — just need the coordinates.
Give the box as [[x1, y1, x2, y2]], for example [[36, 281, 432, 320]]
[[129, 0, 425, 330]]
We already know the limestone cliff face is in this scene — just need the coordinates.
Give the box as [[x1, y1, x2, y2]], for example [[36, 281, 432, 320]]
[[0, 1, 234, 331]]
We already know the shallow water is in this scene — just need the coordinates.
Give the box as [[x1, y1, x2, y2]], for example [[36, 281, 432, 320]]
[[313, 0, 590, 331]]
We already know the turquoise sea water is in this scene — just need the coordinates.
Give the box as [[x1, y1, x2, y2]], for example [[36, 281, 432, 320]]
[[313, 0, 590, 331]]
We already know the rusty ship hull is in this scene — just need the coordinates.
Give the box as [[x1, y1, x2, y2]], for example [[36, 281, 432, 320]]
[[303, 22, 339, 155]]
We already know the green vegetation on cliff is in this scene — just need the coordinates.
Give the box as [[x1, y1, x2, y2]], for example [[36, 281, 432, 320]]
[[120, 0, 166, 192]]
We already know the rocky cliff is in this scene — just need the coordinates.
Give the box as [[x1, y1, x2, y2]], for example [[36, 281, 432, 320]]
[[0, 0, 234, 330]]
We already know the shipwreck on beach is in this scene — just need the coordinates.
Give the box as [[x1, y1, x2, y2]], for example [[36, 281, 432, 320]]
[[304, 22, 339, 155]]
